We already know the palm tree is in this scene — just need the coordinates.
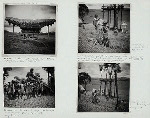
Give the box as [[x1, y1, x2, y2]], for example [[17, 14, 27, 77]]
[[103, 63, 109, 96], [99, 65, 103, 94], [103, 63, 121, 109], [78, 72, 91, 91], [111, 63, 121, 109]]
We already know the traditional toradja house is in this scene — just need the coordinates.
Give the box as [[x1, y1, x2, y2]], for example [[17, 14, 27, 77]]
[[5, 17, 56, 39]]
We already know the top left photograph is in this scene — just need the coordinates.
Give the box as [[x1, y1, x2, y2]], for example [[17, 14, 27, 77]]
[[4, 4, 57, 55]]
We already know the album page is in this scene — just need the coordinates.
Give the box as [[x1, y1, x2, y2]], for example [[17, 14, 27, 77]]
[[0, 0, 150, 118]]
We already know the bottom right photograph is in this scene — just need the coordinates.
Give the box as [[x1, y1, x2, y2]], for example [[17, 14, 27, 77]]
[[78, 62, 130, 112]]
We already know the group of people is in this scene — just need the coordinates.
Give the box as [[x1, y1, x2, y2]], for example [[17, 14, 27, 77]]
[[92, 14, 128, 47], [78, 84, 105, 104], [4, 68, 49, 100], [93, 14, 110, 47]]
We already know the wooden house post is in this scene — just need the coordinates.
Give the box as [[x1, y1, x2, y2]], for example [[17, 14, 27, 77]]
[[110, 10, 111, 24], [113, 4, 117, 29], [120, 8, 123, 29]]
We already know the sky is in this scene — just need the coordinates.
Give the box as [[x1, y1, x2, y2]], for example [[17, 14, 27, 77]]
[[4, 67, 51, 84], [78, 63, 130, 78], [86, 4, 130, 9], [5, 5, 56, 19], [4, 5, 56, 33]]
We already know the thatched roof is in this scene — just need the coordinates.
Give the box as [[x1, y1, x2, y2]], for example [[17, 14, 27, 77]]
[[5, 17, 56, 29]]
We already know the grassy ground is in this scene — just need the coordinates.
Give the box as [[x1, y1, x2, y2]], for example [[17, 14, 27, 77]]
[[4, 31, 55, 54], [78, 9, 130, 53], [78, 78, 129, 112], [4, 95, 55, 108]]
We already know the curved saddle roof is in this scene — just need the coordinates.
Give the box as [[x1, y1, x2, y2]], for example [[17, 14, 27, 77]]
[[5, 17, 56, 29]]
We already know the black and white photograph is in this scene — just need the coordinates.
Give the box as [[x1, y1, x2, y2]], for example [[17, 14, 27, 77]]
[[3, 67, 55, 108], [78, 4, 130, 53], [4, 5, 56, 54], [78, 62, 130, 112]]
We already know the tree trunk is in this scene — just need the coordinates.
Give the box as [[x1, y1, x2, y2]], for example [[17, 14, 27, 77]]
[[100, 81, 102, 95], [114, 71, 119, 109], [114, 84, 116, 97]]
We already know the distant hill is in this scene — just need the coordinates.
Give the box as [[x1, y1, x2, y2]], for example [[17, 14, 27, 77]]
[[91, 77, 130, 81]]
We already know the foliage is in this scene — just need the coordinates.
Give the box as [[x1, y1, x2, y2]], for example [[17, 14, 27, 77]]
[[78, 72, 91, 85], [42, 67, 55, 95], [103, 63, 121, 73], [3, 67, 12, 77], [42, 67, 54, 75], [79, 4, 89, 21]]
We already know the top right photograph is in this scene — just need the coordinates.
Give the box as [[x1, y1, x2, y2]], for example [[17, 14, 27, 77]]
[[78, 4, 130, 53]]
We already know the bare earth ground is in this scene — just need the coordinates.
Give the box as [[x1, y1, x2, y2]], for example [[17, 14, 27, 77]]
[[4, 95, 55, 108], [78, 79, 129, 112], [4, 31, 55, 54], [78, 23, 130, 53]]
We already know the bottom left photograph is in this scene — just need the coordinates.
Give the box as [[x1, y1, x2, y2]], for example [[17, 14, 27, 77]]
[[3, 67, 55, 108]]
